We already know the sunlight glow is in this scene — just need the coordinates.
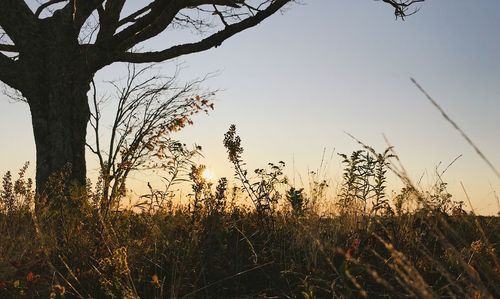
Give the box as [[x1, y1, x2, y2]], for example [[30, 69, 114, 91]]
[[202, 168, 215, 182]]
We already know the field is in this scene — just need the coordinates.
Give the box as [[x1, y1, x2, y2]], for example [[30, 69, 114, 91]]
[[1, 141, 499, 298], [1, 1, 500, 298]]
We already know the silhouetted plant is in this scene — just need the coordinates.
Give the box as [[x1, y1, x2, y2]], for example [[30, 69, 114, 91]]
[[253, 161, 287, 212], [286, 187, 307, 216], [308, 170, 329, 212], [337, 148, 394, 216], [186, 164, 230, 220], [393, 186, 414, 216], [223, 124, 287, 217], [371, 148, 394, 216], [139, 142, 202, 213], [417, 181, 466, 216], [189, 164, 207, 219], [210, 177, 228, 215], [87, 64, 212, 217], [1, 171, 14, 213], [0, 162, 33, 214]]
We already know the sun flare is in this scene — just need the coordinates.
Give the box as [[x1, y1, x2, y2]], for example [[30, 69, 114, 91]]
[[202, 168, 215, 181]]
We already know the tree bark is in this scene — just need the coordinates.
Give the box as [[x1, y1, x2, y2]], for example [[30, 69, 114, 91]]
[[27, 76, 91, 197], [16, 19, 94, 208]]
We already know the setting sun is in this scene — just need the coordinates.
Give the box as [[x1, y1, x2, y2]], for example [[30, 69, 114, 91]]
[[202, 168, 215, 181]]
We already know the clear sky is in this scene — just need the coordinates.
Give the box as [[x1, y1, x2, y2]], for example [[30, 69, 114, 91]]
[[1, 0, 499, 214]]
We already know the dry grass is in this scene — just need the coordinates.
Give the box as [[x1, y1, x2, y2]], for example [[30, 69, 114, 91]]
[[0, 156, 498, 298]]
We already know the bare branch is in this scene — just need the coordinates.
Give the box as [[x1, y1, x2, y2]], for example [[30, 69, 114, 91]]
[[0, 53, 23, 91], [189, 0, 245, 8], [88, 63, 213, 209], [116, 3, 155, 28], [379, 0, 425, 20], [95, 0, 126, 43], [0, 43, 17, 53], [115, 0, 290, 63], [213, 5, 230, 27], [58, 0, 104, 31], [107, 2, 180, 51], [0, 0, 37, 49], [35, 0, 67, 18], [89, 79, 105, 170]]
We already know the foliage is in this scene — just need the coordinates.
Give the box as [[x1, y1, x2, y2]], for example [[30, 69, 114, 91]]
[[87, 64, 211, 217], [0, 162, 33, 214], [286, 187, 307, 216], [1, 176, 498, 298], [223, 125, 287, 217], [1, 127, 499, 298], [337, 148, 394, 216]]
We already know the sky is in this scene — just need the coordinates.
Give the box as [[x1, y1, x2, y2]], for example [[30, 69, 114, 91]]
[[1, 0, 499, 214]]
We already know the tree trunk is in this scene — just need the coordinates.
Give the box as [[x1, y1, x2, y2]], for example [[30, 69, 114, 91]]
[[17, 20, 94, 210], [27, 76, 91, 198]]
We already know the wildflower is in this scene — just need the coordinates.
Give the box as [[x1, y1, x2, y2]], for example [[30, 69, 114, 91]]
[[470, 240, 484, 254], [50, 284, 66, 299], [151, 274, 161, 288], [346, 238, 362, 261], [26, 271, 35, 282]]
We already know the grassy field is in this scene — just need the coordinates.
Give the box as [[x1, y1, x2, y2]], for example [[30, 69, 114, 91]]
[[0, 147, 499, 298]]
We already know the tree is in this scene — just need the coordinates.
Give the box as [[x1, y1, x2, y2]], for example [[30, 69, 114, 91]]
[[0, 0, 291, 200], [0, 0, 424, 207], [87, 64, 211, 216]]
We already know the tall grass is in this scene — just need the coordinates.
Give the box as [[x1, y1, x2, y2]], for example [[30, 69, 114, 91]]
[[0, 130, 499, 298]]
